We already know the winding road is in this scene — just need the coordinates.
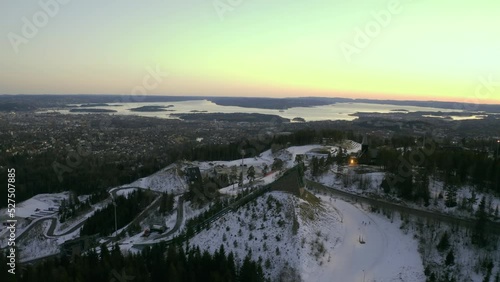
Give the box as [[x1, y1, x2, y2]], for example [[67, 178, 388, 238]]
[[10, 186, 170, 264], [12, 187, 149, 244], [149, 195, 185, 240], [132, 185, 271, 249]]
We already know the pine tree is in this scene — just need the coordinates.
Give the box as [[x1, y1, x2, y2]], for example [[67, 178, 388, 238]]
[[272, 158, 284, 171], [397, 174, 413, 201], [318, 157, 325, 173], [311, 156, 319, 177], [469, 189, 478, 212], [265, 258, 271, 269], [227, 252, 237, 280], [295, 154, 303, 164], [110, 243, 124, 269], [326, 152, 334, 166], [473, 196, 488, 246], [335, 147, 346, 165], [239, 255, 253, 282], [262, 164, 268, 175], [416, 169, 431, 206], [247, 166, 256, 182], [459, 197, 468, 211], [437, 231, 450, 252], [100, 243, 110, 264], [445, 249, 455, 266], [230, 166, 237, 188], [445, 183, 457, 208], [381, 175, 392, 194]]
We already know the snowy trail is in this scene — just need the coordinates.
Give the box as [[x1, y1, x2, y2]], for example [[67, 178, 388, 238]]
[[308, 199, 424, 282], [315, 200, 386, 282]]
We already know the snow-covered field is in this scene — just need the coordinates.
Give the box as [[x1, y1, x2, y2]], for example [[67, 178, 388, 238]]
[[0, 192, 67, 219]]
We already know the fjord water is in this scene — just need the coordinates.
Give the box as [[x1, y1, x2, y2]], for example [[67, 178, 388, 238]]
[[42, 99, 465, 121]]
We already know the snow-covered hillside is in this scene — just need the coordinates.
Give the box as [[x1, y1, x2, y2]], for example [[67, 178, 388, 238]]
[[187, 188, 424, 281], [305, 195, 424, 282], [126, 164, 187, 194], [188, 192, 300, 281], [0, 192, 67, 220]]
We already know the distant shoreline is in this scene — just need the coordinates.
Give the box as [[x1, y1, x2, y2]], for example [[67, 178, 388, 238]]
[[69, 108, 117, 113], [1, 95, 500, 113], [171, 112, 290, 123]]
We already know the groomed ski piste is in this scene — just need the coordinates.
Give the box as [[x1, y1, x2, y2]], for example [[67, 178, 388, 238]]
[[302, 195, 424, 282]]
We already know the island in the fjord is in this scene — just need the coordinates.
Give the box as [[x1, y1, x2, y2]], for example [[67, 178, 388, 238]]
[[129, 105, 174, 112], [79, 103, 112, 107], [69, 108, 117, 113], [292, 117, 306, 122]]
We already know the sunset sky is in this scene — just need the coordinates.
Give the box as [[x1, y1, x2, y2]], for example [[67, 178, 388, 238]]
[[1, 0, 499, 104]]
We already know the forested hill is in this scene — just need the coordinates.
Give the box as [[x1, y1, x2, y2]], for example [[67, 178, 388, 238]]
[[1, 244, 265, 282]]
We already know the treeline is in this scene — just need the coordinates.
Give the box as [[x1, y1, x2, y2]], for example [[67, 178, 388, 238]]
[[0, 243, 265, 282], [0, 150, 170, 208], [379, 148, 499, 249], [425, 149, 500, 192], [159, 192, 175, 215], [381, 168, 431, 206], [182, 128, 349, 162], [309, 154, 336, 177], [274, 128, 348, 146], [383, 147, 500, 195], [80, 190, 155, 236], [59, 190, 109, 223]]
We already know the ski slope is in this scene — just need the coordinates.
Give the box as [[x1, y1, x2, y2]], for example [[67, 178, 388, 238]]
[[305, 196, 424, 282]]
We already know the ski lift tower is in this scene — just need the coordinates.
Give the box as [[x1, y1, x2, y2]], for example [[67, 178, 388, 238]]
[[240, 149, 245, 166]]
